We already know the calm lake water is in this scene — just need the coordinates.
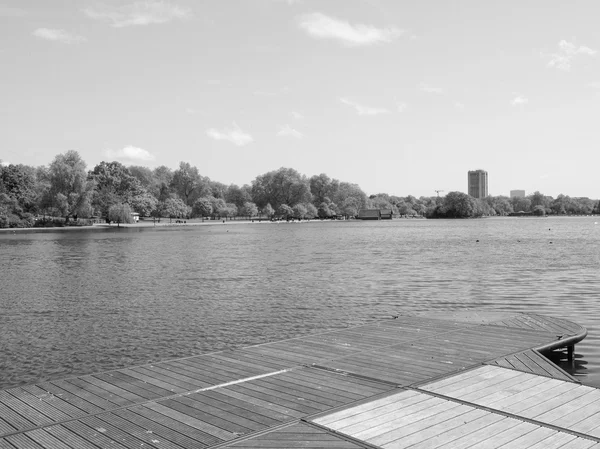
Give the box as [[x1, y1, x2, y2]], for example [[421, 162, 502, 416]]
[[1, 217, 599, 390]]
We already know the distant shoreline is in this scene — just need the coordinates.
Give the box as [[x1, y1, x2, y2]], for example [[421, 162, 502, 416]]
[[0, 218, 326, 234]]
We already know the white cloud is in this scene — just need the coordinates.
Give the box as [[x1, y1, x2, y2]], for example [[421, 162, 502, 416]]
[[206, 123, 253, 146], [340, 98, 389, 115], [277, 124, 303, 139], [419, 83, 443, 94], [291, 111, 304, 119], [33, 28, 86, 44], [0, 160, 10, 167], [396, 102, 408, 112], [105, 145, 156, 162], [546, 39, 596, 71], [511, 96, 528, 106], [298, 12, 403, 46], [588, 81, 600, 89], [83, 1, 191, 28], [454, 102, 465, 110]]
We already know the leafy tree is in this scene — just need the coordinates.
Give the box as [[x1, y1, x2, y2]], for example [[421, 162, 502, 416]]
[[89, 161, 149, 218], [153, 165, 174, 201], [209, 181, 228, 200], [277, 204, 293, 219], [309, 174, 339, 206], [130, 192, 158, 217], [210, 197, 227, 218], [304, 203, 318, 218], [334, 182, 367, 213], [251, 167, 311, 210], [532, 205, 546, 216], [171, 162, 203, 206], [0, 164, 37, 212], [318, 201, 334, 218], [192, 196, 213, 218], [338, 197, 360, 218], [220, 203, 238, 219], [108, 202, 133, 227], [292, 203, 307, 219], [225, 184, 252, 208], [428, 191, 480, 218], [48, 150, 94, 220], [262, 203, 274, 219], [159, 198, 189, 222], [240, 201, 259, 219]]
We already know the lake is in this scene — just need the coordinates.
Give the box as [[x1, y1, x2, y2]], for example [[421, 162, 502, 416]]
[[1, 216, 599, 390]]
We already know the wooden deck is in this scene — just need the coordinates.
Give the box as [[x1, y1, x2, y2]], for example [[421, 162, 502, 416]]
[[0, 312, 595, 448]]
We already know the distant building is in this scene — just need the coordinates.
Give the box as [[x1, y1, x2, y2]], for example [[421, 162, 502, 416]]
[[380, 209, 393, 220], [468, 169, 488, 199], [359, 209, 394, 220], [510, 190, 525, 198]]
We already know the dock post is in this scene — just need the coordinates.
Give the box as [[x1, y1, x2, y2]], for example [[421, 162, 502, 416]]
[[567, 345, 574, 363]]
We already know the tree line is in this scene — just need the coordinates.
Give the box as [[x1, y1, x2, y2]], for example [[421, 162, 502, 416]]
[[1, 151, 598, 228]]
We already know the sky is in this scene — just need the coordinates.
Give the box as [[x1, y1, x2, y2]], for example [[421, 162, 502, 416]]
[[1, 1, 599, 199]]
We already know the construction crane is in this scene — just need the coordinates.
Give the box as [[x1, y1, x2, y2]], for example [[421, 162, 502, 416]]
[[435, 190, 445, 197]]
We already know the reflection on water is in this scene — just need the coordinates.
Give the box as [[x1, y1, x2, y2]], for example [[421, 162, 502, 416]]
[[1, 217, 599, 389]]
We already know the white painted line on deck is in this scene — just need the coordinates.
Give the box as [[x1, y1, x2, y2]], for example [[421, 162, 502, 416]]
[[188, 368, 294, 394]]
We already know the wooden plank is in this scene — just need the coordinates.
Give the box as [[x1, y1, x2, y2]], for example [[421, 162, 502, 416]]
[[512, 383, 590, 418], [162, 395, 261, 434], [199, 389, 292, 424], [130, 366, 200, 391], [61, 419, 130, 448], [0, 416, 16, 436], [474, 422, 552, 448], [0, 438, 17, 449], [498, 426, 559, 448], [20, 384, 88, 418], [93, 412, 184, 449], [407, 409, 504, 449], [476, 376, 558, 408], [133, 404, 222, 447], [79, 414, 157, 449], [92, 372, 167, 400], [99, 370, 175, 397], [143, 402, 237, 442], [536, 390, 600, 425], [78, 375, 148, 404], [43, 424, 101, 449], [209, 350, 291, 371], [527, 431, 578, 449], [63, 378, 131, 408], [208, 386, 306, 419], [223, 381, 326, 415], [159, 360, 238, 386], [23, 428, 72, 449], [355, 399, 464, 445], [372, 404, 482, 448], [224, 422, 365, 448], [114, 407, 213, 449], [286, 367, 392, 396], [437, 416, 520, 449], [118, 369, 186, 394], [422, 366, 522, 396], [4, 389, 72, 423], [179, 393, 274, 430], [313, 390, 425, 428], [36, 381, 107, 415], [4, 433, 45, 449], [0, 391, 53, 428], [418, 365, 496, 392]]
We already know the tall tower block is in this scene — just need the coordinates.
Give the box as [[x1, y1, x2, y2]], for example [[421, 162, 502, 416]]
[[468, 169, 488, 198]]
